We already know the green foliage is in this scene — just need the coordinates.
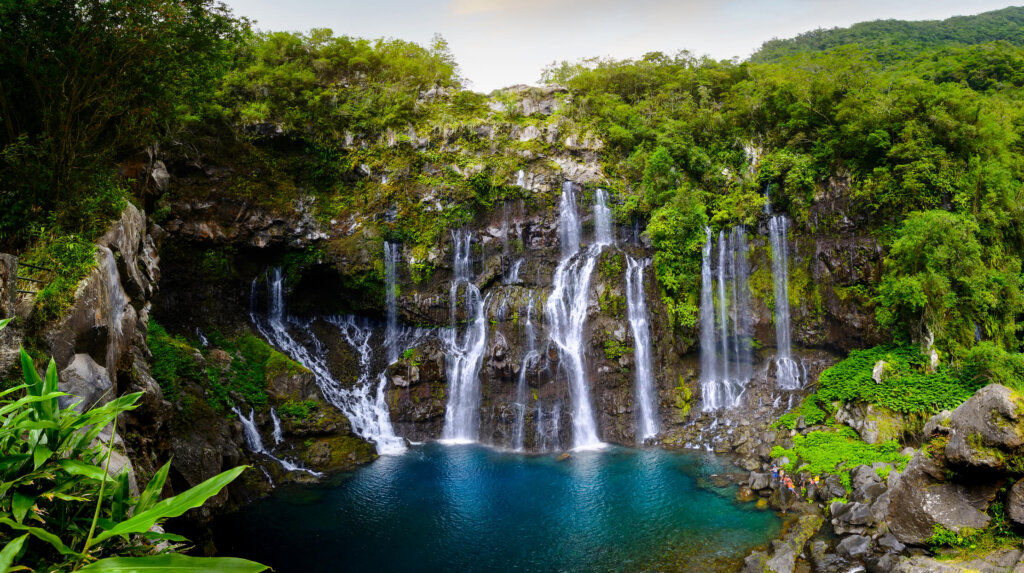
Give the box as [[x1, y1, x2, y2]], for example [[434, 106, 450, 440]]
[[960, 342, 1024, 390], [753, 7, 1024, 64], [149, 323, 293, 412], [770, 427, 910, 488], [644, 191, 708, 329], [775, 393, 830, 430], [0, 319, 262, 571], [0, 0, 246, 241], [818, 345, 981, 414], [277, 400, 318, 420], [603, 340, 632, 361], [147, 321, 201, 402], [875, 211, 1023, 356], [218, 29, 461, 138]]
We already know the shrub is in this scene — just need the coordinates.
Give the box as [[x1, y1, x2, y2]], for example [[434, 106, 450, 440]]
[[818, 345, 980, 414], [771, 427, 910, 489], [0, 320, 265, 571]]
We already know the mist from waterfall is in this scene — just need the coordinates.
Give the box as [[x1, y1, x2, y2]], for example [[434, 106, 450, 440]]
[[768, 215, 801, 389], [251, 269, 407, 455], [441, 229, 490, 443], [700, 227, 753, 410], [544, 182, 604, 450], [625, 256, 659, 442]]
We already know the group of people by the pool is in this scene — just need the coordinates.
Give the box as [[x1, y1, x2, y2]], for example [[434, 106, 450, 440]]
[[771, 463, 820, 500]]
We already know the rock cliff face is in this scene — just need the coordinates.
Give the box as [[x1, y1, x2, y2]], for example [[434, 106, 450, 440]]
[[149, 168, 890, 455], [3, 204, 376, 524]]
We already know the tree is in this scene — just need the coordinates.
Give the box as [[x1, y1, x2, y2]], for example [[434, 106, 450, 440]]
[[0, 0, 247, 238]]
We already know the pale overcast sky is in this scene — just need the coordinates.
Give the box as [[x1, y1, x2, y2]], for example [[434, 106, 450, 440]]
[[222, 0, 1018, 92]]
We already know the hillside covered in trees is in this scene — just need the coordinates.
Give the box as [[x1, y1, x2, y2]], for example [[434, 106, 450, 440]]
[[4, 2, 1024, 571]]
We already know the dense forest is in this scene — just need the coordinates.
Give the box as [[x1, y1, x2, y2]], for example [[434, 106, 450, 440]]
[[4, 1, 1024, 569]]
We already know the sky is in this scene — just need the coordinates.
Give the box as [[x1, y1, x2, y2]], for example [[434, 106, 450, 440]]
[[221, 0, 1017, 92]]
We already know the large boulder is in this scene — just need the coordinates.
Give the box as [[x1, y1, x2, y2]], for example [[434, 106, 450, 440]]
[[886, 454, 998, 545], [835, 402, 908, 444], [58, 353, 110, 411], [1007, 479, 1024, 526], [945, 384, 1024, 471]]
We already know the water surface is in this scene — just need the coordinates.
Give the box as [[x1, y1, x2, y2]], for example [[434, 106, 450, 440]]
[[213, 444, 781, 572]]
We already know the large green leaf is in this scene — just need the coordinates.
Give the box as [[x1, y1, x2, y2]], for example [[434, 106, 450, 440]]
[[0, 517, 79, 556], [59, 459, 115, 482], [32, 444, 52, 470], [136, 461, 171, 515], [92, 466, 247, 544], [79, 554, 268, 572], [11, 491, 33, 523], [0, 533, 27, 573]]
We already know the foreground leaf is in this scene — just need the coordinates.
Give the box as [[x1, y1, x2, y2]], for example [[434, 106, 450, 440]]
[[79, 554, 269, 572], [0, 517, 79, 556], [92, 466, 247, 544], [0, 534, 28, 572]]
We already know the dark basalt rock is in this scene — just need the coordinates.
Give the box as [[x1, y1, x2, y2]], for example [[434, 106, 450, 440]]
[[886, 453, 998, 545], [944, 383, 1024, 471]]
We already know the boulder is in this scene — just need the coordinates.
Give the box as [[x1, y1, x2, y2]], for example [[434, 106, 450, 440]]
[[872, 360, 887, 383], [922, 410, 952, 437], [836, 534, 871, 559], [835, 402, 906, 444], [892, 549, 1023, 573], [945, 384, 1024, 471], [58, 353, 111, 411], [749, 471, 770, 491], [886, 454, 998, 545], [1007, 479, 1024, 526]]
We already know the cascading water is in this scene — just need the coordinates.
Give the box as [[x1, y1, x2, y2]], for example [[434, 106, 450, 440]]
[[700, 226, 753, 410], [233, 407, 320, 475], [544, 182, 604, 450], [768, 215, 801, 389], [505, 258, 524, 285], [252, 270, 406, 454], [441, 230, 489, 443], [512, 294, 538, 451], [594, 188, 614, 246], [384, 241, 401, 364], [271, 408, 284, 445], [557, 181, 581, 258], [625, 256, 658, 442]]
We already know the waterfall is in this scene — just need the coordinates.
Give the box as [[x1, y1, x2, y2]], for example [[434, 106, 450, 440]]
[[535, 402, 562, 453], [196, 328, 209, 347], [252, 270, 407, 455], [384, 241, 401, 364], [625, 256, 659, 442], [732, 227, 753, 382], [594, 188, 614, 246], [271, 408, 284, 445], [544, 183, 604, 450], [557, 181, 581, 259], [700, 226, 753, 409], [512, 294, 538, 451], [768, 215, 801, 389], [504, 258, 524, 285], [233, 407, 320, 475], [516, 169, 525, 188], [441, 229, 489, 443]]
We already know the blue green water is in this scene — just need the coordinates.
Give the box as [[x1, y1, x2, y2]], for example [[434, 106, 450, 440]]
[[212, 444, 782, 572]]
